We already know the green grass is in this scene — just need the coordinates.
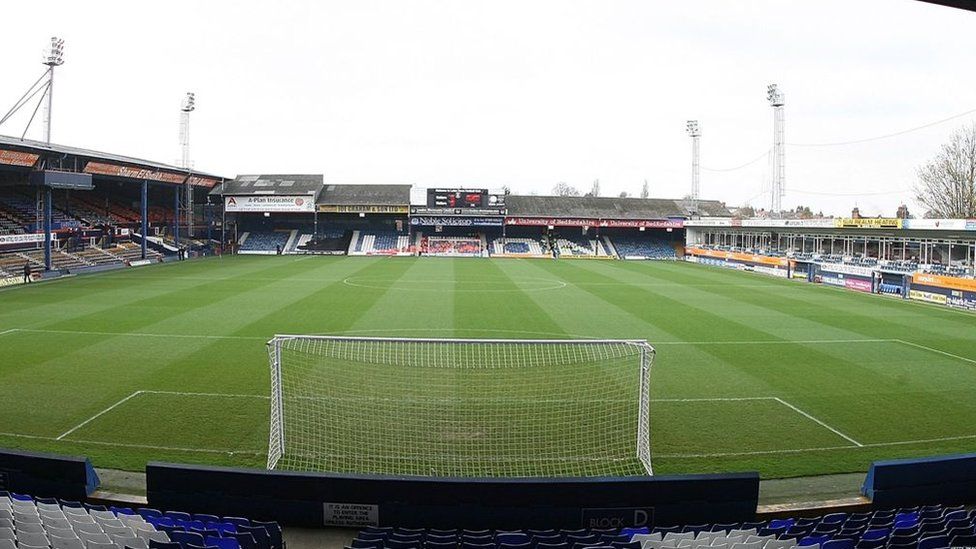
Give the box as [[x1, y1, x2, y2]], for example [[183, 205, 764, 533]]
[[1, 255, 975, 479]]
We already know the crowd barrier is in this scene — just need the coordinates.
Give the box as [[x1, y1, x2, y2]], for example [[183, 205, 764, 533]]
[[862, 452, 976, 507], [0, 447, 99, 500], [146, 462, 760, 529]]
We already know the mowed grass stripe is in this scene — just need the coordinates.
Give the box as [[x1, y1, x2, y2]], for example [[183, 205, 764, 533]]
[[1, 256, 976, 478], [576, 260, 976, 443]]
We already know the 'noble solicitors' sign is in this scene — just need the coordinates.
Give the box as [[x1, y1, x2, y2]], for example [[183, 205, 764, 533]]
[[224, 195, 315, 213]]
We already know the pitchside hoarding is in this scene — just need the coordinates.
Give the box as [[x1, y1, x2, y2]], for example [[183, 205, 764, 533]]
[[0, 233, 45, 246], [224, 195, 315, 213], [909, 273, 976, 311]]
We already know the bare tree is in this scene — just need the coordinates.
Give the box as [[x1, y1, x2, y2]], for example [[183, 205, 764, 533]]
[[552, 182, 580, 196], [619, 191, 628, 198], [640, 179, 649, 199], [590, 179, 600, 197], [915, 124, 976, 218]]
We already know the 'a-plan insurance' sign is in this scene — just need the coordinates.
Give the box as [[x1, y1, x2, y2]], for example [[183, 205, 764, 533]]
[[225, 195, 315, 213]]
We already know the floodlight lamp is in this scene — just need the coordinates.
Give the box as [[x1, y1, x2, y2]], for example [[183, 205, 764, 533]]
[[44, 36, 65, 66], [181, 92, 196, 112]]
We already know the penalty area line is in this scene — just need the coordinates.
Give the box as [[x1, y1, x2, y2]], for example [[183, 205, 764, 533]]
[[893, 339, 976, 366], [57, 391, 144, 440], [773, 397, 863, 447]]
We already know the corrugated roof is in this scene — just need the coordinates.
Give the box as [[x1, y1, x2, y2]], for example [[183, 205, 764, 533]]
[[0, 134, 225, 179], [506, 195, 730, 219], [317, 184, 411, 206], [216, 174, 324, 198]]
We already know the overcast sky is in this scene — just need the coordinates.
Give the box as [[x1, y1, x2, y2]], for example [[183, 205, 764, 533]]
[[2, 0, 975, 216]]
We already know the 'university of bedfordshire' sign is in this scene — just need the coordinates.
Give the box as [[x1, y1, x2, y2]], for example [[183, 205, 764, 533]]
[[225, 195, 315, 213]]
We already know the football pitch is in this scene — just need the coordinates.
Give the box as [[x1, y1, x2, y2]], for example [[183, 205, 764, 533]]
[[1, 255, 975, 479]]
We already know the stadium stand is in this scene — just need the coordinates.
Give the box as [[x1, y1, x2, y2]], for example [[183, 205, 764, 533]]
[[490, 237, 546, 256], [350, 230, 411, 255], [612, 236, 677, 260], [239, 232, 290, 254], [554, 236, 605, 257], [351, 503, 974, 549], [422, 235, 482, 256], [0, 491, 282, 549]]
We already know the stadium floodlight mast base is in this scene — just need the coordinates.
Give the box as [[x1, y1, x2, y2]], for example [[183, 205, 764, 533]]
[[267, 335, 655, 478]]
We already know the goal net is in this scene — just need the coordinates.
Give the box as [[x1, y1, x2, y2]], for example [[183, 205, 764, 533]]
[[267, 335, 654, 477]]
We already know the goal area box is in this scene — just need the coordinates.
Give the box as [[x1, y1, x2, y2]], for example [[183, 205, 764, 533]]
[[267, 335, 654, 478]]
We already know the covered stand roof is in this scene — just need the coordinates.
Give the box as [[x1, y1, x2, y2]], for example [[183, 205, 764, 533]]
[[214, 174, 325, 200], [506, 195, 731, 219], [0, 134, 225, 184], [317, 184, 411, 206]]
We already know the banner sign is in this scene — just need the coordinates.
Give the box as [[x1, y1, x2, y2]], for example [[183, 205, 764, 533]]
[[186, 175, 220, 188], [835, 218, 902, 229], [818, 262, 876, 278], [410, 206, 506, 216], [844, 277, 874, 293], [225, 195, 315, 213], [686, 247, 790, 268], [84, 161, 185, 184], [0, 149, 39, 167], [912, 273, 976, 294], [909, 289, 948, 305], [506, 217, 683, 229], [318, 205, 409, 214], [0, 233, 45, 246], [410, 216, 503, 227]]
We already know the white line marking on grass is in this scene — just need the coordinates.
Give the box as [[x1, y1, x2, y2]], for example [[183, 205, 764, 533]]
[[57, 391, 144, 440], [658, 433, 976, 459], [652, 338, 895, 346], [893, 339, 976, 366], [772, 397, 863, 447], [140, 390, 268, 399], [0, 329, 18, 337], [141, 391, 780, 404], [15, 328, 266, 341], [0, 430, 264, 456]]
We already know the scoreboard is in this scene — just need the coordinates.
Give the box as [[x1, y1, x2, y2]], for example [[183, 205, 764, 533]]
[[427, 188, 504, 209]]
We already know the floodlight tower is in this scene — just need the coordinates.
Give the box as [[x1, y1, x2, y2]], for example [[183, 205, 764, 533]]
[[767, 83, 785, 215], [685, 120, 701, 212], [179, 92, 195, 169], [179, 92, 196, 236], [42, 37, 65, 144]]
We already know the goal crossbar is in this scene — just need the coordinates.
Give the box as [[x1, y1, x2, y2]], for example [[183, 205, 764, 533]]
[[267, 335, 655, 477]]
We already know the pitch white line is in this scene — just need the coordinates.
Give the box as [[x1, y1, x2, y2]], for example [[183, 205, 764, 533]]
[[773, 397, 863, 447], [15, 328, 265, 341], [0, 430, 264, 456], [893, 339, 976, 366], [143, 391, 781, 404], [57, 391, 144, 440], [658, 433, 976, 459], [652, 338, 895, 346], [140, 390, 268, 399], [0, 329, 18, 337]]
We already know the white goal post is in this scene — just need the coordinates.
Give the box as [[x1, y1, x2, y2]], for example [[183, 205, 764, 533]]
[[267, 335, 654, 477]]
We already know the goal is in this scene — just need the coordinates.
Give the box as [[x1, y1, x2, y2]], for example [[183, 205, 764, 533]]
[[266, 335, 654, 477]]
